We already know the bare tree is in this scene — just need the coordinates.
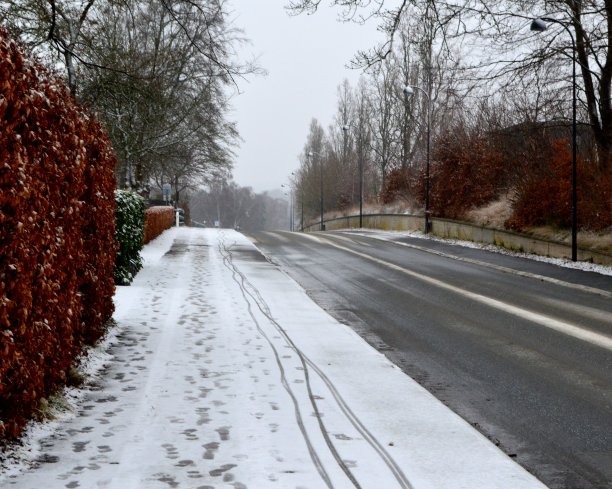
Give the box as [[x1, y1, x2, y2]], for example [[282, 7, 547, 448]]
[[295, 119, 327, 223], [348, 78, 374, 208], [286, 0, 612, 170], [327, 80, 357, 207], [285, 0, 412, 68], [78, 0, 241, 192], [0, 0, 257, 95], [368, 58, 400, 192], [2, 0, 260, 194], [190, 181, 288, 230], [294, 78, 375, 220], [393, 22, 421, 171], [0, 0, 99, 97]]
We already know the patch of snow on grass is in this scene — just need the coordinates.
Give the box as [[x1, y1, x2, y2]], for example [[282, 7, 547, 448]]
[[355, 229, 612, 276]]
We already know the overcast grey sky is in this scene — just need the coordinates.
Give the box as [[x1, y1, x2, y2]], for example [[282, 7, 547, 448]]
[[229, 1, 382, 193]]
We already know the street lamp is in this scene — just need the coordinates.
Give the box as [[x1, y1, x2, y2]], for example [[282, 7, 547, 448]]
[[281, 184, 293, 231], [291, 171, 304, 232], [292, 171, 304, 232], [297, 175, 304, 231], [403, 85, 432, 234], [342, 124, 364, 228], [308, 150, 325, 231], [531, 17, 578, 261]]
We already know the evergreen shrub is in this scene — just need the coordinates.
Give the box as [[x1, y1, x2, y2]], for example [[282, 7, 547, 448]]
[[114, 190, 145, 285]]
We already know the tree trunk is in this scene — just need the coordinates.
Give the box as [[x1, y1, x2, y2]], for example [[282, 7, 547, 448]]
[[64, 50, 77, 99], [572, 0, 611, 172]]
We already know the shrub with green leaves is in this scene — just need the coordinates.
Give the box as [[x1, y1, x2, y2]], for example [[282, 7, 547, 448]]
[[115, 190, 145, 285]]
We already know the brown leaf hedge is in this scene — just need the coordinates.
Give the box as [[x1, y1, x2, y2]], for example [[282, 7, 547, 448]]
[[383, 124, 611, 233], [144, 206, 175, 244], [0, 31, 117, 439], [505, 139, 612, 232]]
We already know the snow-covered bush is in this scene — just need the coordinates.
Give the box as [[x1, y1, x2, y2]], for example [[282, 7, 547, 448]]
[[0, 30, 117, 439], [114, 190, 145, 285]]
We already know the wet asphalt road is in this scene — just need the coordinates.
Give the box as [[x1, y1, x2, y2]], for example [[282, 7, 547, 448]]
[[248, 230, 612, 489]]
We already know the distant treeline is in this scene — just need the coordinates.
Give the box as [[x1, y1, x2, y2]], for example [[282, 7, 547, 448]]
[[190, 182, 290, 232]]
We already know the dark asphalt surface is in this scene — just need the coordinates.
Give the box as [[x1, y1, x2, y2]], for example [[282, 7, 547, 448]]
[[248, 230, 612, 489]]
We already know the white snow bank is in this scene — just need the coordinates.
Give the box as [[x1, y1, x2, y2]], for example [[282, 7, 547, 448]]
[[349, 229, 612, 276]]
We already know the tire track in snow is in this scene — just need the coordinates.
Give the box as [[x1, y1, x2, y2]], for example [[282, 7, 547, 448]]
[[217, 237, 337, 489], [218, 233, 414, 489], [220, 243, 363, 489]]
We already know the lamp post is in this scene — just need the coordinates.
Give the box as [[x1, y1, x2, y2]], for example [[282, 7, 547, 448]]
[[281, 184, 293, 231], [300, 184, 304, 231], [342, 124, 363, 228], [531, 17, 578, 261], [291, 170, 304, 231], [308, 151, 325, 231], [290, 189, 294, 231], [290, 172, 297, 232], [295, 177, 304, 232], [403, 85, 431, 234]]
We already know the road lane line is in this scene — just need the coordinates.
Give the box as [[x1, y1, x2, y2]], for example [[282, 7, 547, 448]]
[[321, 238, 612, 352], [293, 232, 325, 243], [261, 231, 290, 243], [341, 232, 612, 299], [326, 234, 359, 246]]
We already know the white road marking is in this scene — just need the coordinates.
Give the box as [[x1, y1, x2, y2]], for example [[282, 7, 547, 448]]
[[293, 232, 324, 244], [322, 238, 612, 352], [327, 234, 357, 245], [339, 232, 612, 299], [262, 231, 290, 243]]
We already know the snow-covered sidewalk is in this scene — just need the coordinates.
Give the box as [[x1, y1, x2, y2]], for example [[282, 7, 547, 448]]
[[1, 228, 548, 488]]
